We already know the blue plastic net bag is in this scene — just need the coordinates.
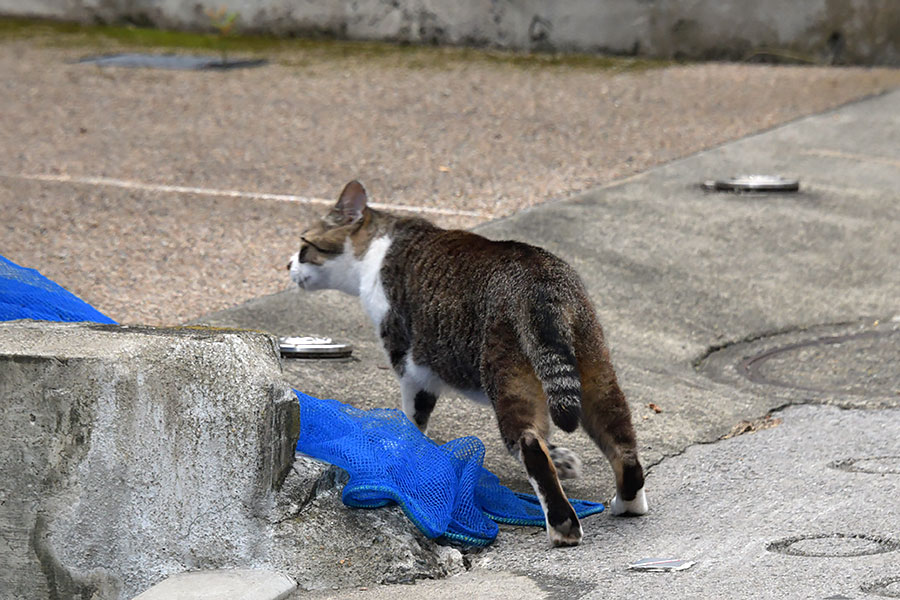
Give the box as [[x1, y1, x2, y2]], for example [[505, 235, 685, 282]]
[[295, 391, 604, 546], [0, 255, 115, 324]]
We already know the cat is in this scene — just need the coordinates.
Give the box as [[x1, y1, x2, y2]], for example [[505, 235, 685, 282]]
[[288, 180, 648, 546]]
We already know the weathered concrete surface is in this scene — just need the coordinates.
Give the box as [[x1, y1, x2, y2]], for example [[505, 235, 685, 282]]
[[270, 455, 467, 591], [0, 321, 299, 599], [481, 404, 900, 600], [299, 405, 900, 600], [1, 0, 898, 65]]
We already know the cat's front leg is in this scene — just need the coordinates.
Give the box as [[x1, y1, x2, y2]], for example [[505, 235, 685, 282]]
[[400, 379, 438, 434], [377, 313, 439, 432]]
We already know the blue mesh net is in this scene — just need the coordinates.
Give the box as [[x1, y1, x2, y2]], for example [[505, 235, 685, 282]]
[[0, 254, 603, 546], [0, 255, 115, 324], [295, 391, 604, 546]]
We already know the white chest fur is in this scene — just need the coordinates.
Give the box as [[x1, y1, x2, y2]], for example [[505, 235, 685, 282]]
[[358, 235, 392, 327]]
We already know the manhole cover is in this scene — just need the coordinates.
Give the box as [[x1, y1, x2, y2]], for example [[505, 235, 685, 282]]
[[78, 53, 268, 70], [767, 533, 900, 557], [697, 319, 900, 407], [740, 329, 899, 395], [862, 576, 900, 598], [829, 456, 900, 475]]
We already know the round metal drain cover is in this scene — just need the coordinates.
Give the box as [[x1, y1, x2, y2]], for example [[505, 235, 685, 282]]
[[697, 319, 900, 407], [767, 533, 900, 557], [78, 53, 268, 70], [278, 336, 352, 359], [703, 175, 799, 192], [830, 456, 900, 475], [862, 576, 900, 598], [740, 328, 899, 395]]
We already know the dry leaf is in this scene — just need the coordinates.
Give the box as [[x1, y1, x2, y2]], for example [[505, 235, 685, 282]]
[[722, 414, 782, 439]]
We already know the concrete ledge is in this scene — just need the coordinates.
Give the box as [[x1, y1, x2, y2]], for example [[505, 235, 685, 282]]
[[0, 321, 300, 599]]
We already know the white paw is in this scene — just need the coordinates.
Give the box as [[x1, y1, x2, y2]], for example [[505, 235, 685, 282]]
[[609, 486, 648, 516], [548, 445, 583, 479]]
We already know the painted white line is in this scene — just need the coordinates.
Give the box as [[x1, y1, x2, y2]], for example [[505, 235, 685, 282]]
[[802, 149, 900, 169], [595, 171, 648, 190], [2, 172, 488, 219]]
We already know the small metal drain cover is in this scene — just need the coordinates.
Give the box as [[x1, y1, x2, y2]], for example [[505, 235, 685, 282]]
[[862, 576, 900, 598], [767, 533, 900, 557], [697, 319, 900, 407], [703, 175, 799, 192], [829, 456, 900, 475], [78, 53, 267, 70], [278, 336, 352, 359]]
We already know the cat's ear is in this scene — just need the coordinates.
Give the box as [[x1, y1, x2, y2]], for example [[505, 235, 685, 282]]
[[329, 180, 368, 226]]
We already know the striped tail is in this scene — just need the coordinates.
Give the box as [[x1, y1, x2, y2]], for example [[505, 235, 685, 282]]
[[519, 295, 582, 432]]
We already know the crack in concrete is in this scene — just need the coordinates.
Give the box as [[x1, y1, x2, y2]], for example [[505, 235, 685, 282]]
[[689, 317, 871, 370]]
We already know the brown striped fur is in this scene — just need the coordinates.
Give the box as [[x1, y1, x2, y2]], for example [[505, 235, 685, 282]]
[[288, 181, 648, 546]]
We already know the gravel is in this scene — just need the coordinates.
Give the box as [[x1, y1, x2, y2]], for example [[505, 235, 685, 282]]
[[3, 39, 899, 325]]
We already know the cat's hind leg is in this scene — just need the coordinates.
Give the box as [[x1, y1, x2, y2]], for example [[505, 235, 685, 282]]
[[484, 342, 582, 547], [577, 344, 647, 516]]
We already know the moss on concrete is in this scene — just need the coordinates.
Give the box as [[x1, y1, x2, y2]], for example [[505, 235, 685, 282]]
[[0, 16, 669, 72]]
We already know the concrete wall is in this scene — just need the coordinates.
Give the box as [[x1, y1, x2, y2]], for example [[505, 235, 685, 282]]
[[1, 0, 898, 64], [0, 321, 300, 599]]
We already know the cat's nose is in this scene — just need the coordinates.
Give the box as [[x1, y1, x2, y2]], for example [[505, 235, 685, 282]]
[[286, 252, 300, 271]]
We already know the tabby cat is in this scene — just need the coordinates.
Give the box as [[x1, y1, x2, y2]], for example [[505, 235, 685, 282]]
[[288, 181, 647, 546]]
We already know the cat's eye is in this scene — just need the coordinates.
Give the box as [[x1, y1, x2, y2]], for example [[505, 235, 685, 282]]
[[301, 237, 339, 258]]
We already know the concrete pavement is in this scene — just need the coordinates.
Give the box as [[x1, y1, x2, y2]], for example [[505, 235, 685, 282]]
[[196, 87, 900, 598], [296, 405, 899, 600]]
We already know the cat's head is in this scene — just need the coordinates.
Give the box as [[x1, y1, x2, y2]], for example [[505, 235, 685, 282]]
[[287, 180, 376, 295]]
